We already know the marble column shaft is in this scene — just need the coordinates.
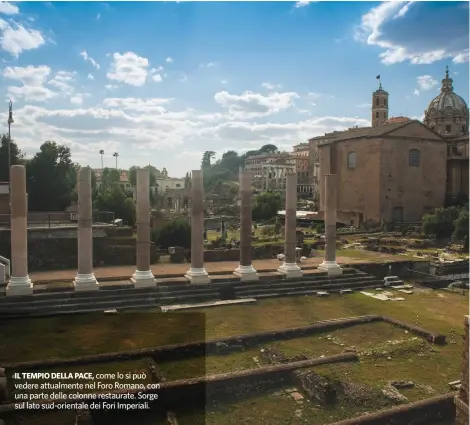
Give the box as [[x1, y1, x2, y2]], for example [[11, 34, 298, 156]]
[[131, 169, 155, 287], [7, 165, 33, 295], [185, 170, 209, 283], [136, 169, 151, 271], [240, 172, 253, 266], [284, 173, 297, 263], [74, 167, 99, 290], [324, 174, 337, 263], [10, 166, 28, 279], [190, 170, 204, 269], [77, 167, 94, 276]]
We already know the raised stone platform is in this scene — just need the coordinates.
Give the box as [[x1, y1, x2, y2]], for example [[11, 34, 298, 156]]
[[0, 268, 385, 317]]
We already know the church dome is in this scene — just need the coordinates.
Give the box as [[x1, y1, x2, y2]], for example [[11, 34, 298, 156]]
[[423, 67, 469, 137], [424, 67, 468, 120]]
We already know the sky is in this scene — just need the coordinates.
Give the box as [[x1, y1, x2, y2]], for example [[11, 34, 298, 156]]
[[0, 1, 468, 177]]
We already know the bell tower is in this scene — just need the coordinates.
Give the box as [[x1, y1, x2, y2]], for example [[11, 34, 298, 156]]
[[372, 76, 389, 127]]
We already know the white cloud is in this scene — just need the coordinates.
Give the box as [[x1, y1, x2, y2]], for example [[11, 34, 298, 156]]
[[105, 84, 118, 90], [152, 74, 162, 83], [261, 82, 282, 90], [295, 1, 316, 8], [413, 89, 420, 96], [3, 65, 51, 85], [354, 2, 469, 65], [48, 70, 76, 94], [416, 75, 437, 91], [165, 57, 173, 63], [221, 80, 227, 85], [3, 65, 57, 102], [453, 50, 469, 64], [87, 73, 94, 80], [151, 66, 164, 73], [0, 18, 45, 57], [199, 62, 217, 68], [80, 50, 100, 69], [0, 1, 19, 15], [214, 90, 299, 119], [70, 94, 89, 105], [107, 52, 149, 86]]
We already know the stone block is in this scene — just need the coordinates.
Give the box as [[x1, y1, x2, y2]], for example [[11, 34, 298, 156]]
[[293, 369, 337, 405]]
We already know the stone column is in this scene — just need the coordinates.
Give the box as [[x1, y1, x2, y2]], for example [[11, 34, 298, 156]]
[[278, 173, 303, 278], [234, 171, 258, 281], [455, 315, 469, 425], [318, 174, 343, 275], [74, 167, 99, 291], [185, 170, 210, 284], [131, 169, 156, 288], [6, 166, 33, 295]]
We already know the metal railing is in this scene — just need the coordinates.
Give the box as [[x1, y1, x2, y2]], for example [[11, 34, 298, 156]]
[[0, 211, 115, 229]]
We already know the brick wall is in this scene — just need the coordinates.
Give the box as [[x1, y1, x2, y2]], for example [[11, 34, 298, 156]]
[[456, 315, 469, 425]]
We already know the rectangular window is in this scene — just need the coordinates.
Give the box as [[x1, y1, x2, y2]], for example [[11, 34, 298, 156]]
[[445, 124, 451, 133]]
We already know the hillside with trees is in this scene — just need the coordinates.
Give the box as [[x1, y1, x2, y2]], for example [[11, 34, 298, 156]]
[[200, 143, 279, 192]]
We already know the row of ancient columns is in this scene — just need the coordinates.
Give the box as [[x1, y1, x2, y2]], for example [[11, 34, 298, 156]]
[[5, 166, 341, 296]]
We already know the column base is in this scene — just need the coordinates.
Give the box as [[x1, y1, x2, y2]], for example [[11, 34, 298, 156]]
[[318, 261, 343, 275], [73, 273, 99, 291], [277, 262, 303, 279], [131, 270, 156, 288], [234, 265, 259, 282], [6, 276, 33, 296], [185, 267, 210, 284]]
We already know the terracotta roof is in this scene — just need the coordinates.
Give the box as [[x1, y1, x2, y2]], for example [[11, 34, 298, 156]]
[[317, 120, 438, 146], [385, 116, 411, 124]]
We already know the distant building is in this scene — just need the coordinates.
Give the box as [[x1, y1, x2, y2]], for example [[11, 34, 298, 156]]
[[308, 67, 468, 227], [154, 176, 185, 195]]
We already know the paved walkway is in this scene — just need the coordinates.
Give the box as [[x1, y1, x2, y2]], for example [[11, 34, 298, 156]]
[[27, 256, 384, 282]]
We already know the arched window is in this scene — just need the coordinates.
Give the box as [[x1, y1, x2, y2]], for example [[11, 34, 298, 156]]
[[375, 111, 379, 118], [409, 149, 420, 167], [376, 98, 379, 106], [445, 124, 451, 133], [347, 152, 356, 169]]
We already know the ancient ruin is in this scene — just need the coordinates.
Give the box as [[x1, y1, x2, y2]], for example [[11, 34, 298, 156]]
[[185, 170, 211, 284], [6, 166, 32, 296], [234, 171, 259, 281], [318, 174, 343, 275], [131, 168, 156, 288], [277, 173, 303, 278], [73, 166, 99, 291]]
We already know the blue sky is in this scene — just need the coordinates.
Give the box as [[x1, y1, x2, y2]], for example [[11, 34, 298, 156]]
[[0, 1, 468, 177]]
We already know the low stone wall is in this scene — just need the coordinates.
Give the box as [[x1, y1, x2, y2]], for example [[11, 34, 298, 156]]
[[352, 260, 430, 279], [327, 392, 456, 425], [0, 226, 158, 272]]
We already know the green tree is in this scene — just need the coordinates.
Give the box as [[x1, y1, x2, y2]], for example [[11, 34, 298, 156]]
[[219, 150, 243, 175], [259, 144, 278, 154], [453, 210, 469, 250], [128, 165, 156, 187], [201, 151, 215, 169], [252, 191, 283, 222], [93, 186, 136, 225], [0, 134, 24, 182], [151, 219, 191, 249], [422, 206, 462, 239], [26, 141, 76, 211], [101, 167, 121, 188]]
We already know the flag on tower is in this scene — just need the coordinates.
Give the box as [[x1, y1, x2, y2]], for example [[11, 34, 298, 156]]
[[376, 75, 380, 80]]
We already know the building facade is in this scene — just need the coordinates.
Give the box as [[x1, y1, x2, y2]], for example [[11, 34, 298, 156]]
[[308, 67, 468, 226], [318, 120, 447, 227]]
